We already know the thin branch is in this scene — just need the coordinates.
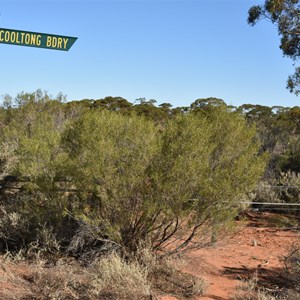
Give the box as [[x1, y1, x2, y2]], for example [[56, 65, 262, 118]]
[[153, 217, 179, 250]]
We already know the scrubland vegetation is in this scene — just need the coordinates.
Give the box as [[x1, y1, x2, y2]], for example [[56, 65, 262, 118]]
[[1, 90, 300, 298]]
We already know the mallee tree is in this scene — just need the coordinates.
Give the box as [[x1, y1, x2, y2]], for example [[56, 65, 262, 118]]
[[248, 0, 300, 94]]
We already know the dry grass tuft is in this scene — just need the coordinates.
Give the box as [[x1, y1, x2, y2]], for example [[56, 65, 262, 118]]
[[231, 275, 278, 300], [150, 253, 208, 299], [0, 247, 207, 299], [91, 252, 152, 299], [284, 244, 300, 288], [19, 260, 92, 300]]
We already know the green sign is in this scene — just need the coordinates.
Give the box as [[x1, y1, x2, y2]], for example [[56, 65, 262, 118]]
[[0, 28, 77, 51]]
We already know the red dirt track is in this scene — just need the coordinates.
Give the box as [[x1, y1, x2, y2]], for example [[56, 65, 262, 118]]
[[162, 212, 300, 300]]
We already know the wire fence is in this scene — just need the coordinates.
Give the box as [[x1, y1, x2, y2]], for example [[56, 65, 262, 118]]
[[267, 185, 300, 189], [240, 201, 300, 206], [1, 176, 300, 212]]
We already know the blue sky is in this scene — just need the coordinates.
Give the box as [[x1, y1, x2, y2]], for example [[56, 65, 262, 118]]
[[0, 0, 298, 108]]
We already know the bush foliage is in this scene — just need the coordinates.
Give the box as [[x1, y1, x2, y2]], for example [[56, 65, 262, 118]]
[[0, 91, 267, 257]]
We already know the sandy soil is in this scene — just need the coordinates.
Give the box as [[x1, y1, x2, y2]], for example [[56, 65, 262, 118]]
[[162, 212, 300, 300]]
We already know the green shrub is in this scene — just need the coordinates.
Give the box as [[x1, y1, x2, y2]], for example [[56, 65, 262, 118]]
[[0, 96, 267, 256], [62, 108, 267, 255]]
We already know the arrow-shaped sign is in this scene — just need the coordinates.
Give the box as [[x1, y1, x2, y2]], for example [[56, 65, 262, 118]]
[[0, 28, 77, 51]]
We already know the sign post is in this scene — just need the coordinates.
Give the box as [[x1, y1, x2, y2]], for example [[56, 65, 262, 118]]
[[0, 28, 77, 51]]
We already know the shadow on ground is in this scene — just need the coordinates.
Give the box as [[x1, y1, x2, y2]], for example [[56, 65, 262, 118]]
[[222, 265, 295, 298]]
